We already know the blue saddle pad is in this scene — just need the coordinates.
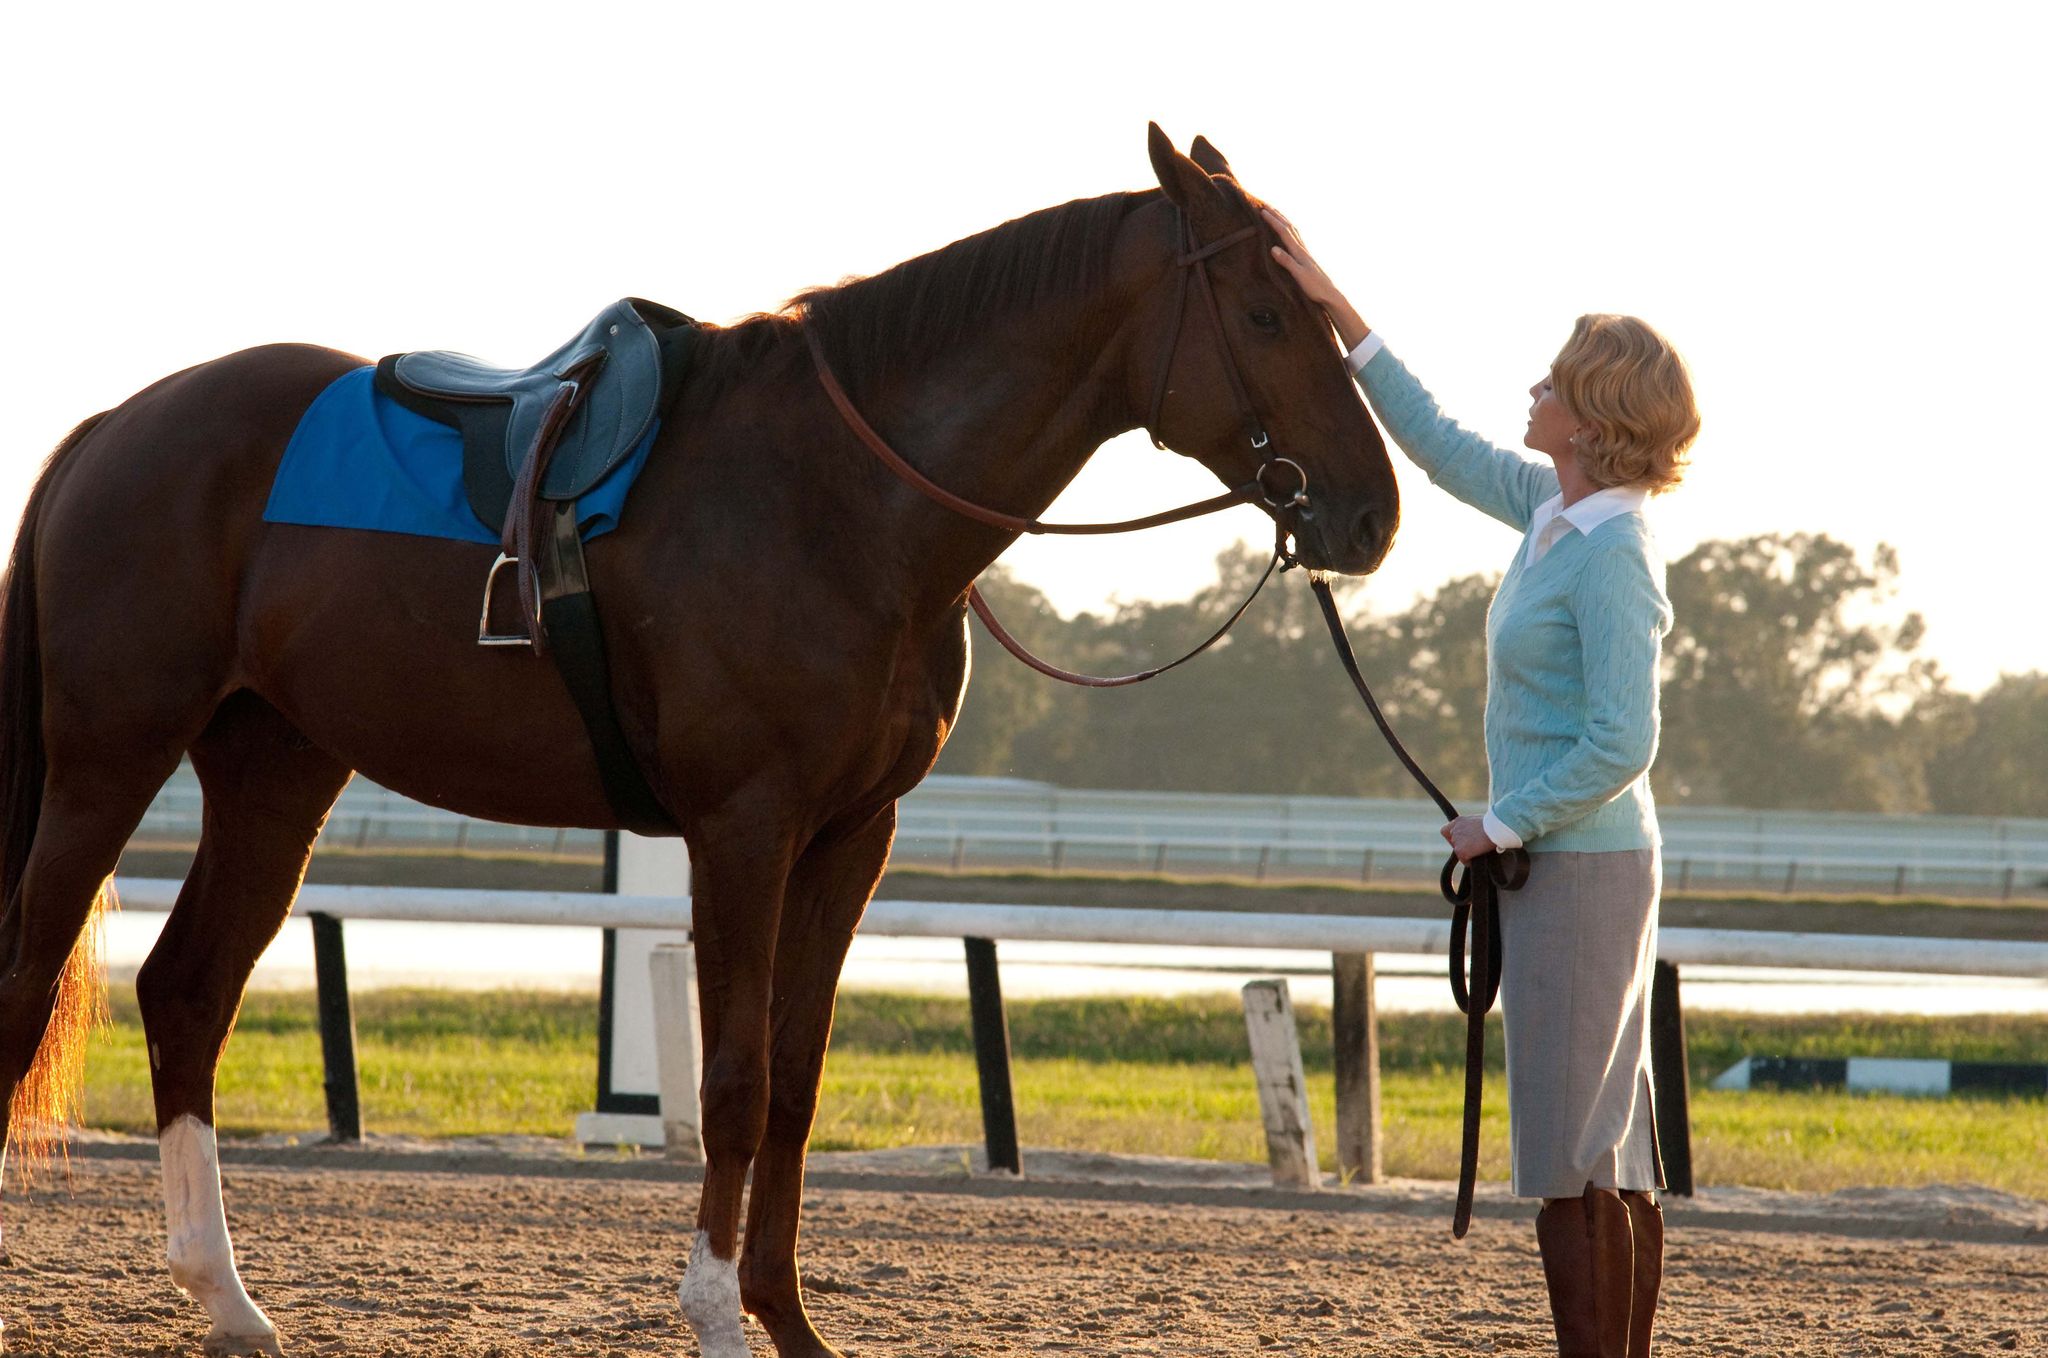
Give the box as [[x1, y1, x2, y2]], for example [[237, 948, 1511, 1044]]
[[264, 366, 657, 545]]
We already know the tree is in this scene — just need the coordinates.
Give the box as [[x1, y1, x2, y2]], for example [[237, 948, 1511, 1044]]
[[1656, 534, 1943, 811], [1924, 673, 2048, 817], [941, 546, 1498, 798], [940, 534, 1973, 816]]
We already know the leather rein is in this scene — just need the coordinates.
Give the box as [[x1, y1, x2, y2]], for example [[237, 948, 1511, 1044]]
[[807, 205, 1525, 1234], [1306, 576, 1529, 1236]]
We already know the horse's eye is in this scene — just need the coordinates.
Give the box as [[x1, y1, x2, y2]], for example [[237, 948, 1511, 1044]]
[[1249, 306, 1281, 333]]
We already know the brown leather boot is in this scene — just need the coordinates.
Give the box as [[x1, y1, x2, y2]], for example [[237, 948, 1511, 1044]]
[[1534, 1185, 1634, 1357], [1619, 1190, 1664, 1356]]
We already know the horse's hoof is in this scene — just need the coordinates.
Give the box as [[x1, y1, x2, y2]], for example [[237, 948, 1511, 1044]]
[[203, 1327, 282, 1357], [683, 1319, 750, 1358], [680, 1230, 751, 1358]]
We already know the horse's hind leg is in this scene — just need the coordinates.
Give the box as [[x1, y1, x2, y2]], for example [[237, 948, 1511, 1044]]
[[135, 693, 350, 1358], [0, 754, 178, 1220], [739, 806, 896, 1358]]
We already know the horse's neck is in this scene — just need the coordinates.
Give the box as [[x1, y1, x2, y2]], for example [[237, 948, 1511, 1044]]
[[853, 287, 1152, 595]]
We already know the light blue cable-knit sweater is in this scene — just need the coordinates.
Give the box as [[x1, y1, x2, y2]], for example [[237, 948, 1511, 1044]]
[[1355, 347, 1672, 853]]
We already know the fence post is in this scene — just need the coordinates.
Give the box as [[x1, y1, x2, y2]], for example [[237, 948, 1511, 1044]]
[[2002, 866, 2018, 901], [1650, 959, 1693, 1197], [1358, 849, 1375, 885], [1154, 842, 1169, 875], [1893, 864, 1909, 895], [648, 943, 705, 1163], [309, 912, 361, 1143], [963, 937, 1021, 1174], [1242, 979, 1319, 1191], [1331, 953, 1382, 1185]]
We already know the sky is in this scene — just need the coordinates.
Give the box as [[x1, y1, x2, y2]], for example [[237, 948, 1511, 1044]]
[[3, 2, 2042, 693]]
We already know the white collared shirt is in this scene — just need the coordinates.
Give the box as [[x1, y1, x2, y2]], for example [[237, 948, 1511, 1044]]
[[1523, 485, 1649, 568], [1345, 330, 1648, 854]]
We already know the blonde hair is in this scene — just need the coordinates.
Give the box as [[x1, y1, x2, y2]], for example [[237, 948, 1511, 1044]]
[[1551, 314, 1699, 493]]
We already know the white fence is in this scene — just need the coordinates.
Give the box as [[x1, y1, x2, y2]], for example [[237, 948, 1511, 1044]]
[[109, 878, 2048, 979], [109, 874, 2048, 1189], [129, 772, 2048, 899]]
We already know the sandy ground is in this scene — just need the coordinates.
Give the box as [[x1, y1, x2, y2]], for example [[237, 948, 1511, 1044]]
[[3, 1139, 2044, 1357]]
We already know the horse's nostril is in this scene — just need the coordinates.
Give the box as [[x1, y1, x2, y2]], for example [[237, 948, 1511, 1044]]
[[1353, 506, 1395, 571]]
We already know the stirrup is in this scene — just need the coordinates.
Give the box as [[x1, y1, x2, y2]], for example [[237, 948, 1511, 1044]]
[[477, 552, 537, 647]]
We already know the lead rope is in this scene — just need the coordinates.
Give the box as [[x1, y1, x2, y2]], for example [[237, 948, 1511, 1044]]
[[1307, 575, 1528, 1237]]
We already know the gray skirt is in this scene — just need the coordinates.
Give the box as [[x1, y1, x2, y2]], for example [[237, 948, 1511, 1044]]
[[1497, 848, 1663, 1199]]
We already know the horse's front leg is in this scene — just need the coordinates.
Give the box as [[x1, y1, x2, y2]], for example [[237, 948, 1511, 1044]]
[[676, 809, 800, 1358], [739, 806, 897, 1357]]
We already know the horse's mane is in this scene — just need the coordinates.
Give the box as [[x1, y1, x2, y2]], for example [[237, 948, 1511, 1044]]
[[690, 189, 1159, 401]]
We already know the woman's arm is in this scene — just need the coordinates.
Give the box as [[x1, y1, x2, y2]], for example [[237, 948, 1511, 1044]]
[[1265, 209, 1556, 531], [1488, 540, 1674, 844], [1353, 350, 1558, 531]]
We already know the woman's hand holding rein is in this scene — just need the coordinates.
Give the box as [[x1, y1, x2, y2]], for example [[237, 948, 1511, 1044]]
[[1442, 814, 1501, 864], [1264, 208, 1373, 354]]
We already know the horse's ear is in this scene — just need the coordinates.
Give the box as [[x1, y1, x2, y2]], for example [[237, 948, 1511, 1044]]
[[1189, 136, 1236, 181], [1147, 122, 1230, 220], [1146, 123, 1183, 196]]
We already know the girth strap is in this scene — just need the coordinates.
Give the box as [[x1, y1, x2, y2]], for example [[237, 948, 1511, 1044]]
[[1309, 576, 1528, 1237], [536, 500, 675, 837]]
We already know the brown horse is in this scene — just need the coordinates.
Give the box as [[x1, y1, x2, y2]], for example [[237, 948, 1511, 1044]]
[[0, 126, 1396, 1357]]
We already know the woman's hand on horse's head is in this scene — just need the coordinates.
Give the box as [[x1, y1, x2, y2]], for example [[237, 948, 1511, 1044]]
[[1441, 814, 1500, 865], [1263, 209, 1334, 301], [1263, 209, 1371, 353]]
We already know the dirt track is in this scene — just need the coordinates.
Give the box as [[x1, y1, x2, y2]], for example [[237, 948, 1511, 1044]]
[[4, 1146, 2045, 1357]]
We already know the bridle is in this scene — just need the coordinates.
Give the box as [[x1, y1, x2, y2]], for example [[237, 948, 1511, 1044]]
[[804, 202, 1307, 685], [809, 200, 1524, 1236], [1144, 209, 1317, 527]]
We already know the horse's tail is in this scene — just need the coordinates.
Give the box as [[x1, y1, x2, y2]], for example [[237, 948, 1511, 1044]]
[[3, 412, 114, 1178]]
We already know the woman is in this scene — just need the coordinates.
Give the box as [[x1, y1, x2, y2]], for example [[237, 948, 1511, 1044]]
[[1268, 209, 1700, 1358]]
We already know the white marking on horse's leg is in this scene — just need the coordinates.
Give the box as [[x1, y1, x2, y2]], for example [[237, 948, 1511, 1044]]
[[159, 1114, 281, 1357], [678, 1228, 749, 1358]]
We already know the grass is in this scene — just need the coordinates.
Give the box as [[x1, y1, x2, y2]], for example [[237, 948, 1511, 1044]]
[[82, 989, 596, 1139], [70, 988, 2048, 1197]]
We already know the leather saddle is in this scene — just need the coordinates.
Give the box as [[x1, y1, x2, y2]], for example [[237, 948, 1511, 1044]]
[[376, 297, 695, 536], [370, 298, 694, 837]]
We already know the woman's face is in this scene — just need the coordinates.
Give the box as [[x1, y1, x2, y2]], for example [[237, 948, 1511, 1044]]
[[1525, 370, 1583, 461]]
